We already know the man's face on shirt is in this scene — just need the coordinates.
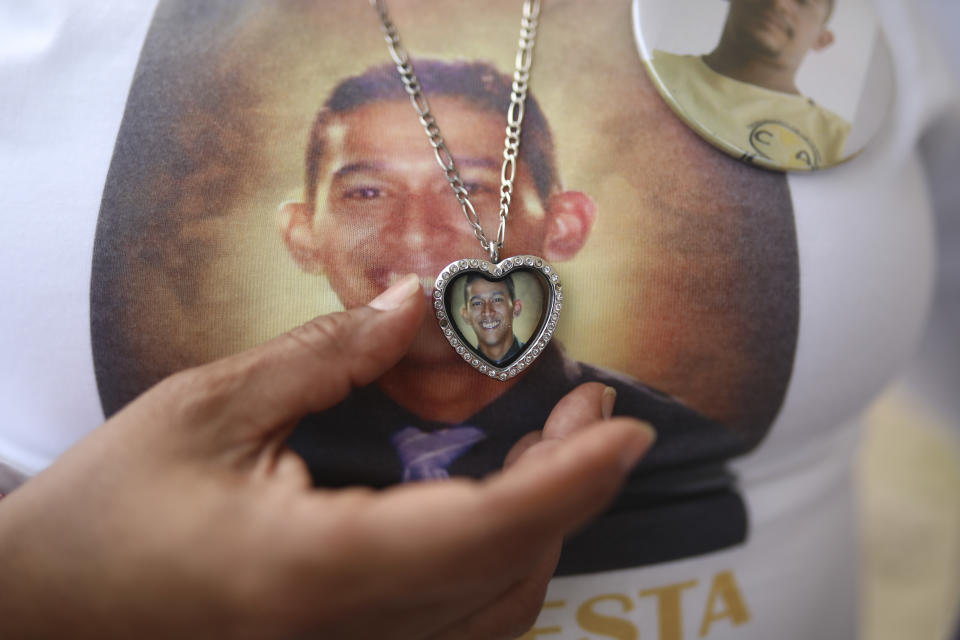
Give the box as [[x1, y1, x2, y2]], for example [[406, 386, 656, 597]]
[[726, 0, 833, 68], [461, 277, 521, 362], [309, 97, 550, 364]]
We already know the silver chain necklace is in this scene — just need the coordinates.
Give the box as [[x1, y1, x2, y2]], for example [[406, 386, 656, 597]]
[[371, 0, 564, 381], [371, 0, 540, 263]]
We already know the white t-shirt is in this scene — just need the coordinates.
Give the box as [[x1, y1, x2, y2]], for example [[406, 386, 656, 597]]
[[0, 2, 954, 638]]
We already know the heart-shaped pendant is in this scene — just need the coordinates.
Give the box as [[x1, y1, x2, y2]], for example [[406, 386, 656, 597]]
[[433, 255, 563, 380]]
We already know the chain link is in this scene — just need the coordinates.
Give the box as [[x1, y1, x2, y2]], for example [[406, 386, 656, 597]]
[[370, 0, 540, 263]]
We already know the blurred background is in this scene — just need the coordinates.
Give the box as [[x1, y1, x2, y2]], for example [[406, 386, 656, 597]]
[[858, 2, 960, 639]]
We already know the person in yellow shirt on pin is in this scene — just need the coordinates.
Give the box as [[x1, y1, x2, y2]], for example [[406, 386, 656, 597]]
[[649, 0, 850, 170]]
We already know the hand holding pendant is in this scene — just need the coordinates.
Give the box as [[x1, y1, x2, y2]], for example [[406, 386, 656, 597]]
[[0, 274, 655, 640]]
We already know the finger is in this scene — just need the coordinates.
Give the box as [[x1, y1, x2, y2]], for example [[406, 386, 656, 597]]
[[317, 418, 654, 583], [283, 421, 653, 634], [502, 383, 613, 468], [541, 382, 611, 440], [293, 491, 563, 640], [482, 418, 656, 540], [502, 431, 542, 469], [424, 541, 561, 640], [150, 274, 425, 436]]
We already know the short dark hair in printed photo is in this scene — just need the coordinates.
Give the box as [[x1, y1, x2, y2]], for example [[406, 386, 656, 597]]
[[304, 60, 560, 209]]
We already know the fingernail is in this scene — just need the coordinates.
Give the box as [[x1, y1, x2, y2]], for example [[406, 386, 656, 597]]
[[620, 422, 657, 471], [369, 274, 420, 311], [601, 386, 616, 420]]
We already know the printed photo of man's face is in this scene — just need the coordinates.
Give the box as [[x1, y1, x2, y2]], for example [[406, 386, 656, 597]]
[[91, 0, 800, 572], [280, 76, 577, 368]]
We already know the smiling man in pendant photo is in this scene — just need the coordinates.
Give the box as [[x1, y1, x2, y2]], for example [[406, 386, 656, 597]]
[[460, 274, 525, 366]]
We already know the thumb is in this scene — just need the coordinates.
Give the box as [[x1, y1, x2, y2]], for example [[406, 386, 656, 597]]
[[155, 274, 426, 436]]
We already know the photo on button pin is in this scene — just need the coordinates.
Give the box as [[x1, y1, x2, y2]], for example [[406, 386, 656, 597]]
[[633, 0, 894, 171]]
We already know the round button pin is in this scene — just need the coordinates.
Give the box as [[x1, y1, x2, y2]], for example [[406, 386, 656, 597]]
[[632, 0, 894, 171]]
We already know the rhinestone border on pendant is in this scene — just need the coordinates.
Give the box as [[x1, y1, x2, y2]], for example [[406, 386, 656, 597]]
[[433, 255, 563, 381]]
